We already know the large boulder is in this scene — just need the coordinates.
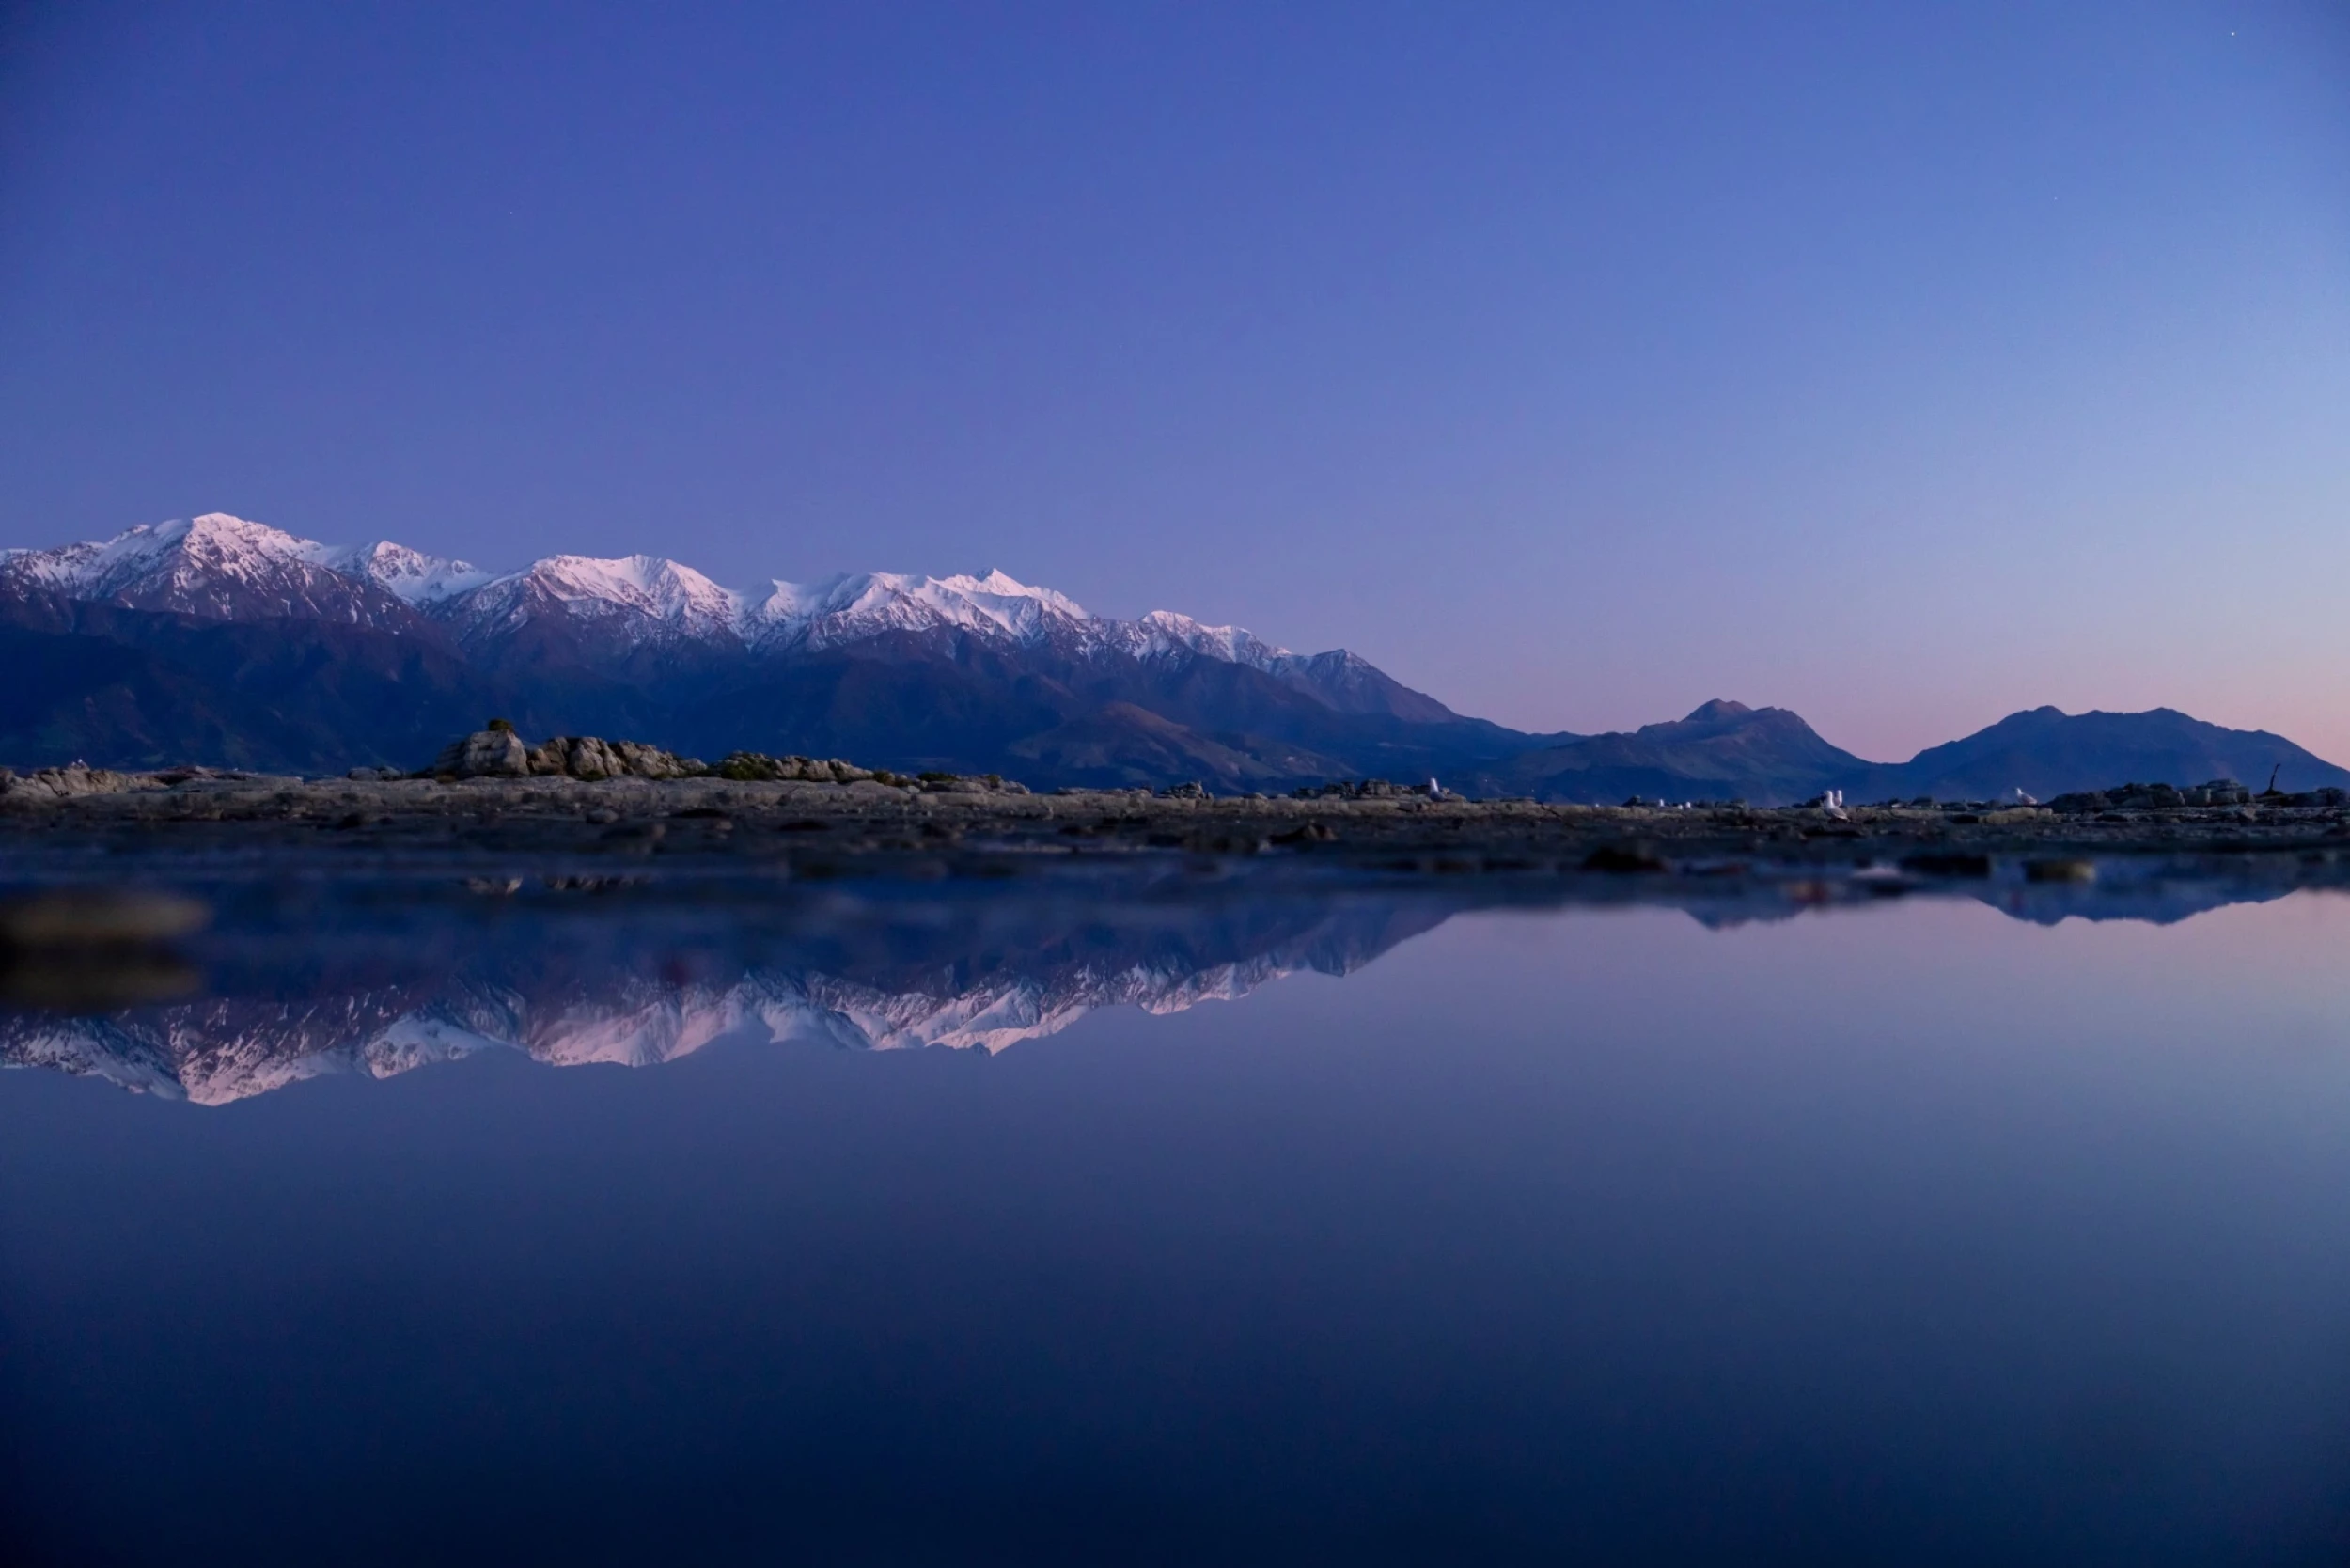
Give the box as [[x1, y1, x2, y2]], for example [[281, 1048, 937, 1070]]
[[432, 729, 530, 779]]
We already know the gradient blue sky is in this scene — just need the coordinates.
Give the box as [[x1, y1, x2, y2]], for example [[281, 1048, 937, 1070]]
[[3, 1, 2344, 762]]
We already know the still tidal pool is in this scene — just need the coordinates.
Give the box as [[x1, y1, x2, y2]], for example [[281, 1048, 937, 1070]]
[[3, 871, 2349, 1563]]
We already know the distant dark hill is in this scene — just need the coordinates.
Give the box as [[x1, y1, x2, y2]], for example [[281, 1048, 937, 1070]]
[[1846, 707, 2350, 802], [1462, 700, 1867, 806]]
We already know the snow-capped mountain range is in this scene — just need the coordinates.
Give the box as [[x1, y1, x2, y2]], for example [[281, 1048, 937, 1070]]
[[0, 511, 1506, 787], [0, 512, 1409, 699], [7, 512, 2340, 800]]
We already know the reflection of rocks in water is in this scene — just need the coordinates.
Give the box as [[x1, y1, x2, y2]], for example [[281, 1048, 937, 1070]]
[[0, 891, 1451, 1105], [0, 889, 209, 1011]]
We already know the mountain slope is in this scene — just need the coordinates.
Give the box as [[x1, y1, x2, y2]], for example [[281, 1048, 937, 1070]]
[[0, 594, 522, 771]]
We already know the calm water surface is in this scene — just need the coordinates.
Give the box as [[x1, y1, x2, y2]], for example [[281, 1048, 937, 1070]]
[[4, 871, 2349, 1564]]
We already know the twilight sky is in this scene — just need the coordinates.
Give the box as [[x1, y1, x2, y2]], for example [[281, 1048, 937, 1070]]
[[2, 1, 2344, 763]]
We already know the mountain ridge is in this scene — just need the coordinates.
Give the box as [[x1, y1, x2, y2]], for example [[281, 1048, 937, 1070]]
[[2, 514, 1431, 710], [4, 514, 2344, 799]]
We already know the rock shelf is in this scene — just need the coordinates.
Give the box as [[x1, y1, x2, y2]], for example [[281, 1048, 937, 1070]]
[[5, 760, 2348, 874]]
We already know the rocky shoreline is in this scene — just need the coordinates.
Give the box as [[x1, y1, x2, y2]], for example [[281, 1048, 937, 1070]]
[[6, 750, 2349, 876]]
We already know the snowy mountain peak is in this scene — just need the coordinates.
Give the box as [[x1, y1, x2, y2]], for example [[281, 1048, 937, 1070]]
[[436, 552, 747, 649], [0, 512, 421, 626], [0, 515, 1319, 667], [739, 568, 1096, 651], [521, 554, 740, 622], [3, 513, 297, 594], [0, 514, 1453, 721], [1122, 609, 1292, 667], [322, 541, 494, 605]]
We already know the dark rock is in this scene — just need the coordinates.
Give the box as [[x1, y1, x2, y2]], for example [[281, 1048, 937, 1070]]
[[1900, 853, 1991, 879], [1582, 844, 1667, 873]]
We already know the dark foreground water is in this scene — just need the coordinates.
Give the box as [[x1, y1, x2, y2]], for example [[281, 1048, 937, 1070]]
[[4, 864, 2350, 1564]]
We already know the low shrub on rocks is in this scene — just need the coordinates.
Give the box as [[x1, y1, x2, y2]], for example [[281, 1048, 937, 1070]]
[[2048, 778, 2265, 813], [1289, 778, 1439, 802]]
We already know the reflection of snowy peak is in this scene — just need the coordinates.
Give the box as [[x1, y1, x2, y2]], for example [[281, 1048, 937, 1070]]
[[0, 898, 1446, 1105]]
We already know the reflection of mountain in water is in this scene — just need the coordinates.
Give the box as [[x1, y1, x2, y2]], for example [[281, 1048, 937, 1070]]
[[0, 891, 1450, 1105], [6, 854, 2342, 1105]]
